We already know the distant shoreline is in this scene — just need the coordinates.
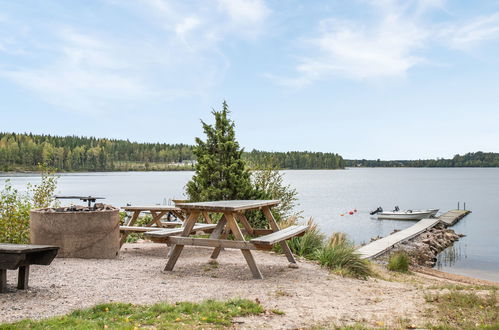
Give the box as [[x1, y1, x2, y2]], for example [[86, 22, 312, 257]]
[[3, 166, 499, 175]]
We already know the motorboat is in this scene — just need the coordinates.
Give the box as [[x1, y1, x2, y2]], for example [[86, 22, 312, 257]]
[[370, 206, 439, 220]]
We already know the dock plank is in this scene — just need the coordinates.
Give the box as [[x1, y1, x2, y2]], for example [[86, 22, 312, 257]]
[[357, 218, 440, 259], [438, 209, 471, 226]]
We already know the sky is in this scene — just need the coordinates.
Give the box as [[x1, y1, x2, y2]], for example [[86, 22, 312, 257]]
[[1, 0, 499, 160]]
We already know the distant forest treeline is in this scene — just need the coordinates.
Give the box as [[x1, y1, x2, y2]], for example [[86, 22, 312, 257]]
[[0, 133, 345, 171], [346, 152, 499, 167]]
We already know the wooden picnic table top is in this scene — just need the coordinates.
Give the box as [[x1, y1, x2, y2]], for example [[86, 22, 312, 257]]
[[175, 200, 279, 212], [121, 206, 182, 212], [0, 244, 59, 254]]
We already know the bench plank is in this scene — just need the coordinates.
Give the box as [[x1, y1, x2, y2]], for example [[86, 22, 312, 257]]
[[165, 237, 257, 250], [144, 224, 217, 238], [121, 206, 182, 212], [250, 225, 308, 245], [0, 244, 59, 254]]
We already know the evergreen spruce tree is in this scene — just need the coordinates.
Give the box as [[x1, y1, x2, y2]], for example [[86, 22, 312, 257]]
[[186, 101, 255, 201]]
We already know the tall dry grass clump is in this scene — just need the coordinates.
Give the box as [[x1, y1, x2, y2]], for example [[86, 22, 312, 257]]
[[275, 217, 372, 279], [315, 234, 372, 280], [285, 218, 325, 258]]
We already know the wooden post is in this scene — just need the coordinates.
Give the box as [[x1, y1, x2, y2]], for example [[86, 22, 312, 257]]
[[464, 202, 466, 210], [457, 202, 460, 210], [17, 266, 29, 290], [0, 269, 6, 293]]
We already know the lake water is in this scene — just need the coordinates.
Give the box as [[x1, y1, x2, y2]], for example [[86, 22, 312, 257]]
[[1, 168, 498, 282]]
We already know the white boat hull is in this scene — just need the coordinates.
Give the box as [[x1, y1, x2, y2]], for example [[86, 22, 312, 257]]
[[377, 209, 439, 220]]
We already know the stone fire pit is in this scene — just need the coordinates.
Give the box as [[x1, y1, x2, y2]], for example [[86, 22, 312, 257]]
[[30, 204, 120, 259]]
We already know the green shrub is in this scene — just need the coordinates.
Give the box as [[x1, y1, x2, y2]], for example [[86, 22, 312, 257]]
[[315, 238, 372, 280], [251, 159, 301, 222], [0, 182, 32, 244], [388, 251, 410, 273], [0, 167, 58, 244]]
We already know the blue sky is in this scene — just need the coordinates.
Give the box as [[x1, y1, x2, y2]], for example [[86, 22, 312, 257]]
[[1, 0, 499, 160]]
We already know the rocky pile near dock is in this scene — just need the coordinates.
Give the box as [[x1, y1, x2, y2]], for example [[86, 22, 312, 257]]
[[378, 223, 464, 267]]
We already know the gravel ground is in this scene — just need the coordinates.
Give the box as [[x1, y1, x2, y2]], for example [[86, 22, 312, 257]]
[[2, 241, 436, 328]]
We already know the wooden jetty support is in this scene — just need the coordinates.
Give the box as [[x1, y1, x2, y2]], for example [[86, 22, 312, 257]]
[[438, 209, 471, 226], [357, 218, 440, 259]]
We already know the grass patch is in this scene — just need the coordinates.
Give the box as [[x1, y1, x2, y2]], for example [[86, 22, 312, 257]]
[[426, 283, 498, 291], [315, 241, 372, 280], [387, 251, 410, 273], [0, 299, 263, 329], [284, 219, 325, 258], [424, 290, 498, 329], [275, 218, 373, 280]]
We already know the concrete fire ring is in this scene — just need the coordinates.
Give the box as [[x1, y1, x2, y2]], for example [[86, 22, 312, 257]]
[[30, 207, 120, 259]]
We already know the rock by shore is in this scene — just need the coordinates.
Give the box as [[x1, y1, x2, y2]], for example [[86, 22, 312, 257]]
[[375, 223, 464, 267]]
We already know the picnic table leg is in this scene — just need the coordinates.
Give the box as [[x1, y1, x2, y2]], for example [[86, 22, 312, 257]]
[[120, 210, 141, 247], [164, 211, 199, 272], [202, 211, 212, 224], [262, 207, 298, 265], [209, 216, 228, 260], [0, 269, 6, 293], [225, 212, 263, 279], [171, 210, 185, 222], [17, 266, 29, 290], [149, 211, 168, 227], [236, 213, 254, 235]]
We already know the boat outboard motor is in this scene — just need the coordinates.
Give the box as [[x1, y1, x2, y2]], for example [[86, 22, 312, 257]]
[[370, 206, 383, 215]]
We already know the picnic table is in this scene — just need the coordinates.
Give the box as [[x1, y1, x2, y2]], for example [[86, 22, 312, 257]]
[[120, 205, 188, 247], [0, 244, 59, 293], [145, 200, 308, 279]]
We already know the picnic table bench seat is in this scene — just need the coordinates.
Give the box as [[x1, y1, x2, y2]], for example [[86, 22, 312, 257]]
[[120, 222, 208, 233], [144, 224, 217, 243], [0, 244, 59, 293], [250, 225, 308, 246]]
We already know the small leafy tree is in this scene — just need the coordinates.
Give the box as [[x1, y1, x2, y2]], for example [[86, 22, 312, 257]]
[[186, 101, 255, 202], [0, 166, 58, 243], [251, 157, 301, 222]]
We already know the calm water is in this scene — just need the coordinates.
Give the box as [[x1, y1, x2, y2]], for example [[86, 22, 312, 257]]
[[1, 168, 498, 282]]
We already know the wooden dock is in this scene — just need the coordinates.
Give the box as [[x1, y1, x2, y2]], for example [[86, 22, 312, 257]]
[[357, 218, 440, 259], [438, 209, 471, 226]]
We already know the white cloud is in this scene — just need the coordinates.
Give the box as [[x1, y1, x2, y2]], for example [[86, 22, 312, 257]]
[[217, 0, 269, 25], [271, 1, 499, 86], [1, 30, 156, 114], [0, 0, 270, 113], [175, 16, 201, 39], [302, 18, 425, 80], [444, 13, 499, 50]]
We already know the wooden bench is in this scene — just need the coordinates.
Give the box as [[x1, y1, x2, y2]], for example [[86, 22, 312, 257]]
[[250, 225, 308, 249], [0, 244, 59, 293], [144, 224, 217, 243]]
